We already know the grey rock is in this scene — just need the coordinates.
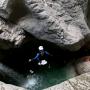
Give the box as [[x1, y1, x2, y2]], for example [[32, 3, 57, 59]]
[[0, 19, 25, 49], [0, 0, 14, 19], [76, 61, 90, 74], [18, 0, 89, 51], [75, 56, 90, 74]]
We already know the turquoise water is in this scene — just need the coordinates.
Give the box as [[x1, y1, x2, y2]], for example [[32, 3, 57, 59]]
[[0, 62, 76, 90], [23, 64, 76, 90]]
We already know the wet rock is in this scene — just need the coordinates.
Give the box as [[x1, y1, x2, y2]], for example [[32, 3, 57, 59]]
[[75, 56, 90, 74], [18, 0, 89, 51], [44, 72, 90, 90]]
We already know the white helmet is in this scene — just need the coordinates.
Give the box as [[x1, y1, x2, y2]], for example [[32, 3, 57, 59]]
[[38, 46, 44, 50]]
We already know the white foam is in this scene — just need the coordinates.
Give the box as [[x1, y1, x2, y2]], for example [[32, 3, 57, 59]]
[[23, 77, 37, 88]]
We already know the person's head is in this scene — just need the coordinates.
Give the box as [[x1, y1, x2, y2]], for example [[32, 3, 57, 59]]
[[38, 46, 44, 51]]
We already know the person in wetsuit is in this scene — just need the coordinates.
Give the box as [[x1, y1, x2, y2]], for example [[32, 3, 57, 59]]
[[28, 46, 51, 73], [29, 46, 50, 65]]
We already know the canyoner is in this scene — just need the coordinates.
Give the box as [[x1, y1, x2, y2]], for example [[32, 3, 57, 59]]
[[28, 46, 52, 73]]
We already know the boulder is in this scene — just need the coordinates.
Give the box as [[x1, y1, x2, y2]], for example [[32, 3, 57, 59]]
[[75, 56, 90, 74], [18, 0, 90, 51]]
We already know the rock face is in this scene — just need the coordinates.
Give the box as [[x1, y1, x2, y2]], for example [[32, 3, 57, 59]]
[[0, 0, 14, 19], [44, 72, 90, 90], [0, 0, 26, 50], [18, 0, 89, 51], [0, 19, 25, 49], [0, 0, 89, 51], [0, 81, 25, 90], [75, 56, 90, 74]]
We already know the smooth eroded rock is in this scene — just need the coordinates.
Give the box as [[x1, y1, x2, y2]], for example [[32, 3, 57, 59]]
[[75, 56, 90, 74]]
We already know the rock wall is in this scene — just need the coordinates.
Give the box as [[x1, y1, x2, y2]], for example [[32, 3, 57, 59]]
[[18, 0, 89, 51], [0, 0, 89, 51], [0, 19, 25, 49], [0, 0, 13, 19], [0, 0, 26, 50]]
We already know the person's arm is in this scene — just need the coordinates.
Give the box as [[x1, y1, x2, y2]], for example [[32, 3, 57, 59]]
[[29, 53, 40, 62], [33, 53, 40, 61]]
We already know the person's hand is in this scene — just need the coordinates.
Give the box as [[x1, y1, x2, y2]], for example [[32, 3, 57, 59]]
[[29, 59, 32, 62], [38, 62, 41, 65]]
